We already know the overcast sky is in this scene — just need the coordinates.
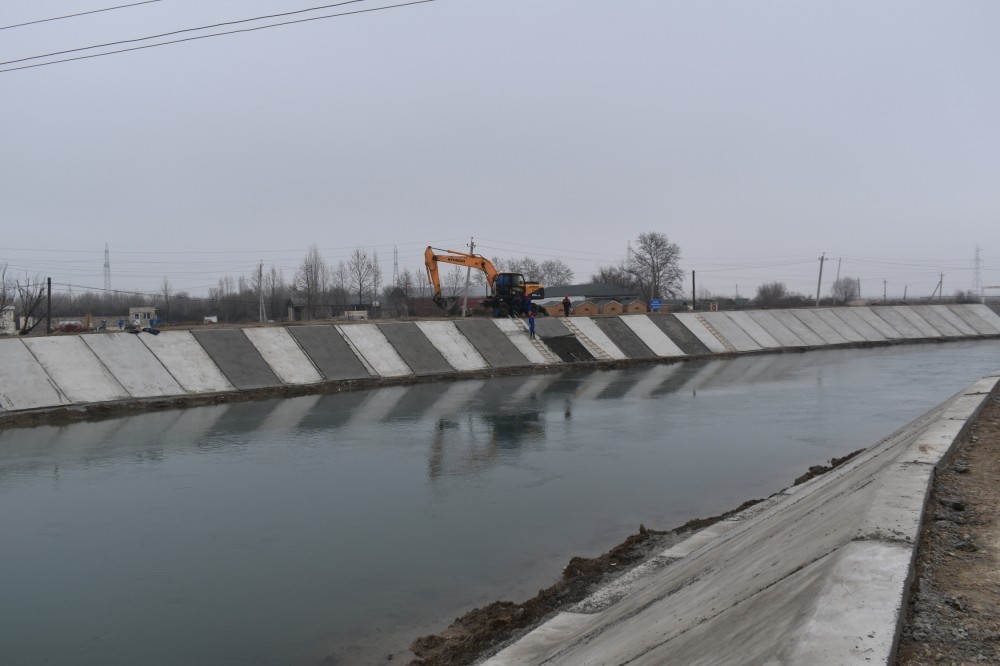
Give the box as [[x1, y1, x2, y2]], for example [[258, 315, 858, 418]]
[[2, 0, 998, 300]]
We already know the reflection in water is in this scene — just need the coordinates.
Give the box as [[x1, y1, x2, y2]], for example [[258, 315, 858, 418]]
[[1, 341, 999, 666]]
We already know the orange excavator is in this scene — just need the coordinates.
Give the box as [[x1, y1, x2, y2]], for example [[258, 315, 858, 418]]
[[424, 246, 545, 316]]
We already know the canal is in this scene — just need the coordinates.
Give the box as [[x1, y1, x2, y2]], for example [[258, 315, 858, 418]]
[[1, 341, 998, 664]]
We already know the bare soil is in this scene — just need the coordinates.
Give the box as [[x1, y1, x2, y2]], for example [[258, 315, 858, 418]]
[[896, 393, 1000, 665]]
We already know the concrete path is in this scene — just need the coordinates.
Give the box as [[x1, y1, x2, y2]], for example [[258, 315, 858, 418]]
[[486, 373, 999, 665]]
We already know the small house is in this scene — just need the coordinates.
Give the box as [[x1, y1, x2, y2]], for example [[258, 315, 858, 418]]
[[597, 300, 624, 315], [571, 300, 598, 317], [622, 299, 647, 314]]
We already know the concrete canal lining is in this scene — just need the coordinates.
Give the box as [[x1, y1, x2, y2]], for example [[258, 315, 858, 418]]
[[619, 315, 686, 357], [243, 327, 323, 385], [790, 309, 849, 345], [566, 317, 627, 360], [190, 329, 282, 389], [745, 310, 806, 347], [832, 307, 886, 342], [414, 321, 488, 371], [138, 331, 235, 393], [723, 310, 781, 348], [81, 333, 184, 398], [485, 373, 999, 666], [454, 319, 530, 368], [286, 325, 372, 380], [646, 314, 712, 355], [592, 317, 657, 358], [23, 336, 129, 404], [377, 322, 454, 376], [1, 305, 998, 425], [0, 339, 68, 410]]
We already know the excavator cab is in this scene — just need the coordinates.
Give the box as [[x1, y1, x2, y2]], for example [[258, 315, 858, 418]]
[[494, 273, 527, 298]]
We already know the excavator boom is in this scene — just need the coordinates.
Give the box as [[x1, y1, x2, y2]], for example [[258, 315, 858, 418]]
[[424, 246, 545, 315]]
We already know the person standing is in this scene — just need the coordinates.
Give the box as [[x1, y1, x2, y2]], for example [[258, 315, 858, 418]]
[[562, 295, 571, 317], [527, 308, 536, 338]]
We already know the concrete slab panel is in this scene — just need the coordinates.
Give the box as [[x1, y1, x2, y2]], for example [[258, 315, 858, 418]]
[[746, 311, 806, 347], [139, 331, 235, 393], [534, 317, 571, 339], [81, 333, 183, 397], [242, 327, 323, 384], [338, 324, 413, 377], [789, 310, 848, 344], [454, 319, 530, 368], [286, 325, 372, 380], [723, 311, 781, 348], [909, 305, 962, 337], [492, 319, 549, 364], [567, 317, 626, 359], [762, 311, 819, 346], [0, 338, 68, 410], [646, 314, 712, 355], [950, 304, 1000, 334], [966, 303, 1000, 332], [190, 329, 281, 389], [868, 306, 924, 338], [892, 306, 941, 337], [787, 541, 913, 665], [699, 312, 762, 351], [813, 309, 866, 342], [828, 308, 885, 342], [23, 336, 128, 404], [673, 312, 730, 353], [853, 307, 904, 339], [414, 321, 488, 371], [928, 305, 978, 336], [592, 317, 656, 358], [377, 322, 454, 375], [619, 315, 686, 356]]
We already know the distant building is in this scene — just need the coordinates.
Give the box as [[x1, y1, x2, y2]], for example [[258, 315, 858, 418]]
[[0, 305, 14, 336], [129, 306, 157, 326]]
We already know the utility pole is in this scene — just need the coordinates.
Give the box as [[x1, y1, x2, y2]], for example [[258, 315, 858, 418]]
[[815, 253, 827, 307], [835, 257, 842, 283], [903, 285, 908, 302], [883, 279, 887, 304], [46, 277, 52, 334], [462, 237, 474, 317], [691, 270, 696, 310], [857, 277, 861, 300], [939, 272, 944, 301]]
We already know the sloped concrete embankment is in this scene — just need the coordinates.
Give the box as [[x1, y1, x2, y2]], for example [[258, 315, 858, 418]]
[[482, 372, 1000, 665], [0, 304, 998, 422]]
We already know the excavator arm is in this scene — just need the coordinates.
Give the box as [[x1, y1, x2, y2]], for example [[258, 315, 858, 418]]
[[424, 246, 499, 307]]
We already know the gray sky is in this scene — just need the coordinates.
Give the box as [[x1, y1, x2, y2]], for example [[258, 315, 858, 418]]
[[2, 0, 998, 300]]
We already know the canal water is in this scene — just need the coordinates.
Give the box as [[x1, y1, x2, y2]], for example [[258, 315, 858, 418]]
[[1, 341, 998, 665]]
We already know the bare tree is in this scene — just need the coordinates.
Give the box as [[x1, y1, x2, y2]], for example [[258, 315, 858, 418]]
[[443, 266, 465, 298], [294, 245, 328, 315], [590, 264, 637, 291], [266, 266, 287, 320], [538, 259, 574, 287], [347, 248, 376, 306], [627, 232, 683, 301], [831, 276, 859, 304], [160, 277, 172, 320], [754, 281, 787, 308], [16, 273, 47, 334]]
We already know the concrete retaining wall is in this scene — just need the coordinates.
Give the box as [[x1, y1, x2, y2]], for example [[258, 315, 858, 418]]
[[1, 305, 998, 419]]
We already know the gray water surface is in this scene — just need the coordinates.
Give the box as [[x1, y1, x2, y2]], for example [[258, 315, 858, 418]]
[[1, 341, 998, 664]]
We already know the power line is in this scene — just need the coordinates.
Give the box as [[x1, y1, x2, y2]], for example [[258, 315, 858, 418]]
[[0, 0, 437, 74], [0, 1, 163, 31], [2, 0, 366, 66]]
